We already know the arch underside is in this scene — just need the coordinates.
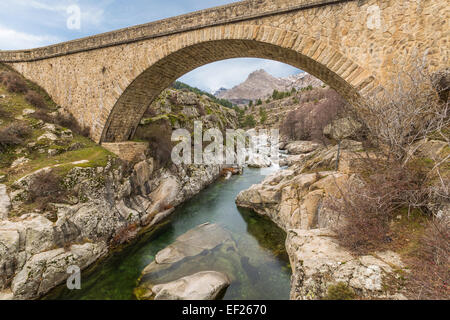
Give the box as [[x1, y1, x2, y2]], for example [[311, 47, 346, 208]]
[[102, 38, 373, 143]]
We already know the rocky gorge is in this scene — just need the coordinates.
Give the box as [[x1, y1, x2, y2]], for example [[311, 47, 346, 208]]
[[236, 138, 408, 299], [0, 69, 240, 300], [1, 63, 448, 301]]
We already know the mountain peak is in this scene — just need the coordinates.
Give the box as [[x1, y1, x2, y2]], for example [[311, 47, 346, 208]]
[[247, 69, 272, 79], [215, 69, 323, 105]]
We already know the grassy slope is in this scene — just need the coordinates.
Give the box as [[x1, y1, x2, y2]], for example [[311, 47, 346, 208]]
[[0, 64, 114, 185]]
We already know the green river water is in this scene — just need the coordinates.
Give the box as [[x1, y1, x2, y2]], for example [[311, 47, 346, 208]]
[[45, 167, 291, 300]]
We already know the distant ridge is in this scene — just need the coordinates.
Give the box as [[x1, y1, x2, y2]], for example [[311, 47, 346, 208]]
[[215, 69, 323, 105]]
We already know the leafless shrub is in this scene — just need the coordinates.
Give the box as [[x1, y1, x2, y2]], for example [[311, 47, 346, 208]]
[[54, 112, 90, 137], [405, 217, 450, 300], [27, 169, 69, 212], [281, 88, 346, 141], [110, 223, 139, 247], [0, 104, 12, 119], [354, 61, 449, 163], [25, 90, 47, 109], [30, 109, 53, 123], [0, 121, 31, 151], [324, 161, 425, 254], [0, 71, 28, 94]]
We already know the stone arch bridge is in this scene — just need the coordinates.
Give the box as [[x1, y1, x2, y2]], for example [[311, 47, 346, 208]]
[[0, 0, 447, 144]]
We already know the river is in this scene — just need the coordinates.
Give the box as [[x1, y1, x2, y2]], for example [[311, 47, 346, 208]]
[[45, 167, 291, 300]]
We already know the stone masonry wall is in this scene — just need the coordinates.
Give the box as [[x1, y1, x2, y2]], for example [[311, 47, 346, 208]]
[[0, 0, 447, 143]]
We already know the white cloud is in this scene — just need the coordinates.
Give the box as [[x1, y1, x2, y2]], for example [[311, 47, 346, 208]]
[[6, 0, 107, 30], [179, 58, 301, 93], [0, 25, 60, 50]]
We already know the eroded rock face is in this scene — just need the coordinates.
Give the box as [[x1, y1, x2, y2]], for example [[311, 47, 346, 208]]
[[0, 158, 224, 300], [149, 271, 230, 300], [11, 242, 107, 300], [135, 223, 237, 300], [323, 117, 363, 141], [236, 169, 346, 230], [287, 229, 407, 300]]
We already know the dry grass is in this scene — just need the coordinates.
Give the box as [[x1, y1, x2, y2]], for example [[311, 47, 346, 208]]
[[404, 217, 449, 300], [110, 223, 139, 247], [324, 161, 425, 254]]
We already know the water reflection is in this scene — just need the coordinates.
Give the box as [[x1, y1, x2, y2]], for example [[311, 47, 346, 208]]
[[44, 168, 291, 300]]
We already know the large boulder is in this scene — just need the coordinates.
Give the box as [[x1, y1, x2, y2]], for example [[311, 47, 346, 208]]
[[247, 153, 272, 168], [287, 229, 407, 300], [285, 141, 321, 155], [236, 168, 347, 230], [153, 223, 232, 266], [323, 117, 363, 141], [148, 271, 230, 300], [11, 242, 107, 299], [135, 223, 239, 300]]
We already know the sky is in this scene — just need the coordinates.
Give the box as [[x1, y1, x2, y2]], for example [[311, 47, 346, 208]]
[[0, 0, 300, 93]]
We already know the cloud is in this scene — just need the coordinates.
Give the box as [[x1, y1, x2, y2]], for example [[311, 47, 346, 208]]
[[179, 58, 301, 93], [2, 0, 108, 32], [0, 25, 60, 50]]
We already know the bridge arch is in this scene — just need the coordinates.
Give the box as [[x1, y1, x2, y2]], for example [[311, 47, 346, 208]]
[[101, 24, 377, 142]]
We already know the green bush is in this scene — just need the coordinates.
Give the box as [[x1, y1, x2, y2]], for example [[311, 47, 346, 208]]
[[243, 115, 256, 127]]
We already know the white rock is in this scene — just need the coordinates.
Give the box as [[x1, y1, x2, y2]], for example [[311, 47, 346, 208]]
[[48, 149, 58, 156], [151, 271, 231, 300], [37, 132, 58, 142], [11, 242, 107, 299], [287, 229, 407, 300], [11, 157, 30, 168], [285, 141, 321, 155], [22, 109, 35, 116], [247, 153, 272, 168], [0, 185, 11, 220]]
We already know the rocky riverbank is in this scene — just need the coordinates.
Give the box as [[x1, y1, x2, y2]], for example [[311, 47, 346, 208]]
[[236, 139, 411, 300], [0, 155, 228, 299]]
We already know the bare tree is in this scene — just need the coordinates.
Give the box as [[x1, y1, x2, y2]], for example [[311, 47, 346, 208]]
[[354, 61, 449, 164]]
